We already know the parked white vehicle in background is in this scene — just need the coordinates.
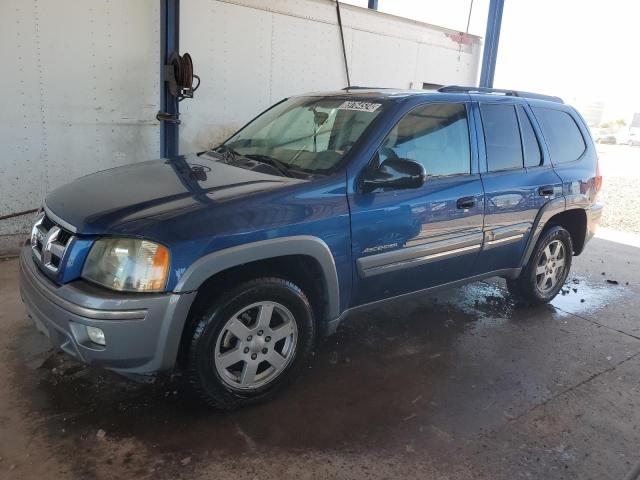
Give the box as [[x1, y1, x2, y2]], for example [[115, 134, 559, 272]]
[[613, 131, 640, 146], [627, 133, 640, 146]]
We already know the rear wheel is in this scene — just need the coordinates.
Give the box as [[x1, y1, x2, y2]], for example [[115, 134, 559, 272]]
[[186, 277, 315, 409], [507, 226, 573, 305]]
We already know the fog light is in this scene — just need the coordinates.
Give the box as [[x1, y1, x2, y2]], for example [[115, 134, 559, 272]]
[[86, 326, 106, 346]]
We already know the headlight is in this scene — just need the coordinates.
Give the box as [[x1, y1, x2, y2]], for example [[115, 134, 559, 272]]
[[82, 238, 169, 292]]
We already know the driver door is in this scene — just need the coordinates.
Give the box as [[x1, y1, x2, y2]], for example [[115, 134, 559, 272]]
[[348, 102, 485, 306]]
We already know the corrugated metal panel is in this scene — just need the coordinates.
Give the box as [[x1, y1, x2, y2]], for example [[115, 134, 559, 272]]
[[0, 0, 47, 251], [349, 29, 419, 87], [177, 0, 274, 150], [270, 11, 348, 100], [0, 0, 160, 253], [179, 0, 481, 151]]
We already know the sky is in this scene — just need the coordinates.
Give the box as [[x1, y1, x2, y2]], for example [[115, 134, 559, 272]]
[[341, 0, 640, 123]]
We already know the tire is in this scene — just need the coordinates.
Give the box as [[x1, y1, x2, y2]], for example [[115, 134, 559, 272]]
[[507, 226, 573, 305], [186, 277, 315, 409]]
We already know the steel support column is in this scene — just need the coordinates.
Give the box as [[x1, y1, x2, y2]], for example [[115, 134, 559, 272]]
[[479, 0, 504, 88], [160, 0, 180, 157], [368, 0, 378, 10]]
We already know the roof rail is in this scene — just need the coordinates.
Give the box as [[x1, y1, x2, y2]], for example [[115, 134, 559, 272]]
[[437, 85, 563, 104], [341, 86, 393, 90]]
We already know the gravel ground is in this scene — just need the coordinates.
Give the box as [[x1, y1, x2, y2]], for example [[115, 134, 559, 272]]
[[599, 176, 640, 233], [597, 144, 640, 234]]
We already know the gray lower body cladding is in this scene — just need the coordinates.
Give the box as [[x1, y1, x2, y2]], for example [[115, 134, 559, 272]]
[[19, 246, 196, 375]]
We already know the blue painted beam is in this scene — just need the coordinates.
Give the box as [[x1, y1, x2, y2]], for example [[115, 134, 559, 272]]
[[160, 0, 180, 158], [479, 0, 504, 88], [368, 0, 378, 10]]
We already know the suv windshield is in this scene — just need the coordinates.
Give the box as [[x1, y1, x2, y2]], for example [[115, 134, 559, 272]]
[[219, 96, 385, 174]]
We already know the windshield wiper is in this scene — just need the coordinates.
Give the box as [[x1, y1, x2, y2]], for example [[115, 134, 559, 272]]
[[211, 145, 239, 163], [243, 154, 294, 177]]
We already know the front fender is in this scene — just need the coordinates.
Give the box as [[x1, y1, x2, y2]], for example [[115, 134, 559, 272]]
[[173, 235, 341, 320]]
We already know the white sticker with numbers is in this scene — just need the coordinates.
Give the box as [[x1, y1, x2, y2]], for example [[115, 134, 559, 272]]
[[338, 101, 382, 112]]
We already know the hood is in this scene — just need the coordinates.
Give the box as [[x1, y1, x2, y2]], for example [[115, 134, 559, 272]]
[[45, 153, 306, 235]]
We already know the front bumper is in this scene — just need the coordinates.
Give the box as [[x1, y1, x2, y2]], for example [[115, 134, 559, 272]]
[[19, 246, 196, 375]]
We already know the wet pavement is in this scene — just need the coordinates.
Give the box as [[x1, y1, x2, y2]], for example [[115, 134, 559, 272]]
[[1, 236, 639, 479]]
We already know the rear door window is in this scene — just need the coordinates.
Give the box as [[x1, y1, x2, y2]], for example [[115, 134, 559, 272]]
[[480, 104, 524, 171], [532, 107, 586, 164], [516, 106, 542, 167]]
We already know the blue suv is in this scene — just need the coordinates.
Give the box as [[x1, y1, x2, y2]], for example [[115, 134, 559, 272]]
[[20, 86, 603, 408]]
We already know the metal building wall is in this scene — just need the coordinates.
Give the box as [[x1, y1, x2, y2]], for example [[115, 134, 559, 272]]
[[0, 0, 480, 255], [0, 0, 160, 254], [179, 0, 481, 152]]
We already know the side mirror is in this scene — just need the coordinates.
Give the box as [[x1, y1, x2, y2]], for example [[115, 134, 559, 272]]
[[361, 158, 426, 193]]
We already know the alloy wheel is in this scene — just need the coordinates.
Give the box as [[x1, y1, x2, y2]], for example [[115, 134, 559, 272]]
[[535, 239, 566, 293], [214, 301, 298, 390]]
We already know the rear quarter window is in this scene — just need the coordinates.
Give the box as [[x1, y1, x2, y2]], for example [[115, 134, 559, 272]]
[[516, 106, 542, 168], [479, 104, 524, 171], [532, 107, 586, 164]]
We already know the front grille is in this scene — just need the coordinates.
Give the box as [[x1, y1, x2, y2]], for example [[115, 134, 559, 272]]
[[57, 229, 72, 245], [41, 215, 55, 231], [31, 213, 75, 274]]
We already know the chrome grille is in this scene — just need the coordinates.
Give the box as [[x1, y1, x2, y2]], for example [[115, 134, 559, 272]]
[[31, 212, 75, 273]]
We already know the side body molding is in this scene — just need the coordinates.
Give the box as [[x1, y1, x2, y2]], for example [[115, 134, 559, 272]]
[[173, 235, 341, 320], [357, 233, 483, 278]]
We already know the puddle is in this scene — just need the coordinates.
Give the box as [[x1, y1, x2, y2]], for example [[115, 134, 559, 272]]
[[551, 274, 628, 316], [451, 281, 517, 321], [441, 274, 628, 321]]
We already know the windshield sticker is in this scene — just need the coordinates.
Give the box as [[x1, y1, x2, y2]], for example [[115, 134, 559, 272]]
[[338, 101, 382, 113]]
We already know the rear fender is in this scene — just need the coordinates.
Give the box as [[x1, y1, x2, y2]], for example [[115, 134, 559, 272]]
[[519, 197, 566, 267]]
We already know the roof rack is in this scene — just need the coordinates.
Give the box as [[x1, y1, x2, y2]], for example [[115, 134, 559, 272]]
[[437, 85, 563, 104], [341, 86, 393, 90]]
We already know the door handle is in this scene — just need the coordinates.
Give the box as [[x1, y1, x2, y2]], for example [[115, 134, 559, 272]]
[[538, 185, 555, 196], [456, 196, 477, 209]]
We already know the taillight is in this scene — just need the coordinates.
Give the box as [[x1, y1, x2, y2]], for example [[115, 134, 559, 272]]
[[594, 157, 603, 193]]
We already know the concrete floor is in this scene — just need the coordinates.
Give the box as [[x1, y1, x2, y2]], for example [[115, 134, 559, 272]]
[[1, 237, 639, 479]]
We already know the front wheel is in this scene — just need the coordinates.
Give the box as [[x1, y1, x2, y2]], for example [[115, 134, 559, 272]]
[[507, 226, 573, 305], [186, 277, 315, 409]]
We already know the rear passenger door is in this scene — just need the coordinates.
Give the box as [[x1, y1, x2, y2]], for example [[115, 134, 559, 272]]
[[472, 100, 563, 274]]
